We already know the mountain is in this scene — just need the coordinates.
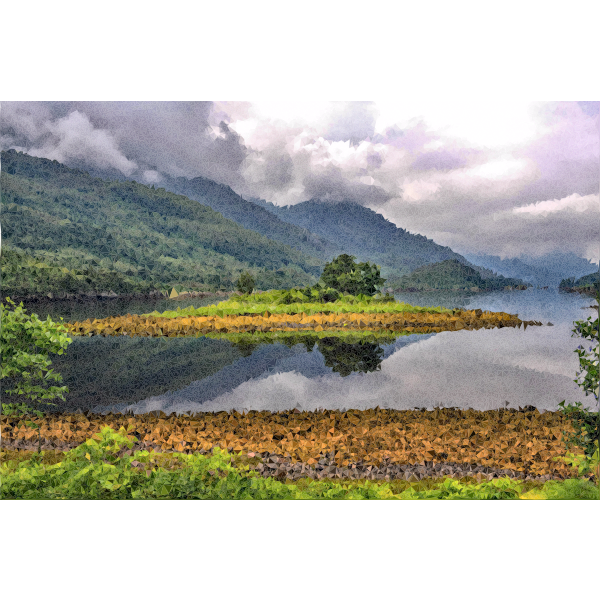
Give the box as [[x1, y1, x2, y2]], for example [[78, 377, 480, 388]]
[[0, 150, 325, 295], [464, 254, 562, 287], [247, 197, 474, 287], [517, 252, 598, 281], [396, 259, 528, 292]]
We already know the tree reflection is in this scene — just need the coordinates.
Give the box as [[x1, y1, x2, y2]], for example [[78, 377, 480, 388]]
[[234, 341, 263, 357], [317, 337, 384, 377]]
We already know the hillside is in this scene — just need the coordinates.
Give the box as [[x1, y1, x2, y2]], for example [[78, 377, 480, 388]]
[[0, 150, 324, 295], [163, 176, 343, 261], [88, 168, 346, 262], [396, 259, 528, 292], [248, 198, 473, 286]]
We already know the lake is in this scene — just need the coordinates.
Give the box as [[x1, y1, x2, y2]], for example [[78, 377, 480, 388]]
[[4, 288, 597, 415]]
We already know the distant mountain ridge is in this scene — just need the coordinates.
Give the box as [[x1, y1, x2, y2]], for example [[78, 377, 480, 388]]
[[464, 254, 561, 287], [396, 259, 527, 292], [517, 252, 599, 279]]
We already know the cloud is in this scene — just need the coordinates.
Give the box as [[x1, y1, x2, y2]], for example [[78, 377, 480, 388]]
[[1, 100, 598, 263], [1, 104, 139, 175]]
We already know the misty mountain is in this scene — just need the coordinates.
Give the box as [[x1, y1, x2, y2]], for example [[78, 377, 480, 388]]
[[517, 252, 599, 279], [464, 254, 562, 287]]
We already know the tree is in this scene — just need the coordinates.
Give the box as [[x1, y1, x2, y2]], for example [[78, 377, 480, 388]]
[[236, 271, 256, 295], [319, 254, 386, 296], [1, 298, 72, 453]]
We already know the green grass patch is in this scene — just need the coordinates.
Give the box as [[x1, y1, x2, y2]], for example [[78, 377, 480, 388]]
[[142, 289, 454, 319]]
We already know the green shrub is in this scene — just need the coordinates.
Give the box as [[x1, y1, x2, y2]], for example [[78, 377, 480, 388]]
[[1, 298, 72, 453]]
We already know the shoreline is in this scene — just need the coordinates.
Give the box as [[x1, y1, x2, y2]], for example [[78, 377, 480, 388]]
[[0, 290, 278, 306], [1, 289, 236, 303]]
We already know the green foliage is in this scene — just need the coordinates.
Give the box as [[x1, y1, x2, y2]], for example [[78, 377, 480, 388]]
[[1, 428, 597, 499], [1, 150, 321, 294], [1, 298, 72, 408], [1, 246, 155, 297], [236, 271, 256, 295], [319, 254, 386, 296], [558, 294, 599, 460], [541, 478, 599, 500], [553, 443, 599, 478]]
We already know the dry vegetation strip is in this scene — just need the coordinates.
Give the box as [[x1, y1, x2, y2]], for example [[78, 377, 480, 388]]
[[0, 408, 580, 478], [66, 309, 542, 337]]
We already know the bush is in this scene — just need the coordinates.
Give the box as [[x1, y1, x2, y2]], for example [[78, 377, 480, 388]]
[[1, 298, 72, 408], [558, 292, 599, 461]]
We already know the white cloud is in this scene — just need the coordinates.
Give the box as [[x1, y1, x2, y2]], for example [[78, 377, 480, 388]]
[[513, 193, 599, 216]]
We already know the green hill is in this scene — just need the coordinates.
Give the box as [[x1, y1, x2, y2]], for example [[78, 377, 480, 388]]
[[248, 198, 475, 287], [0, 150, 325, 296], [396, 259, 528, 292]]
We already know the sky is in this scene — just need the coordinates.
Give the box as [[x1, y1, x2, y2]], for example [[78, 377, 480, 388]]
[[1, 100, 598, 264]]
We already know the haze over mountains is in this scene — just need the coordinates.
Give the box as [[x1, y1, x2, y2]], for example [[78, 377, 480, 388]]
[[462, 251, 598, 286]]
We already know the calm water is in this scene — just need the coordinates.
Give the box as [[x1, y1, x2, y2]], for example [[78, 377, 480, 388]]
[[4, 288, 597, 414]]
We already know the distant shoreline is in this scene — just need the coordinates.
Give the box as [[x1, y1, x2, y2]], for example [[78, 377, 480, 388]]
[[1, 290, 237, 303]]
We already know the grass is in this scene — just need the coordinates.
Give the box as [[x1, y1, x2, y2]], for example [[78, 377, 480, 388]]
[[141, 289, 455, 319]]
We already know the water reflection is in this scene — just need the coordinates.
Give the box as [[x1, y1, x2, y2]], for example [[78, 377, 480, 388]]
[[6, 288, 597, 415], [12, 294, 234, 323]]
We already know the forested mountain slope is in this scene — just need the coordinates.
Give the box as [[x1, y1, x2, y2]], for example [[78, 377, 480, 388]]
[[0, 150, 323, 294], [163, 176, 343, 261], [248, 197, 473, 286]]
